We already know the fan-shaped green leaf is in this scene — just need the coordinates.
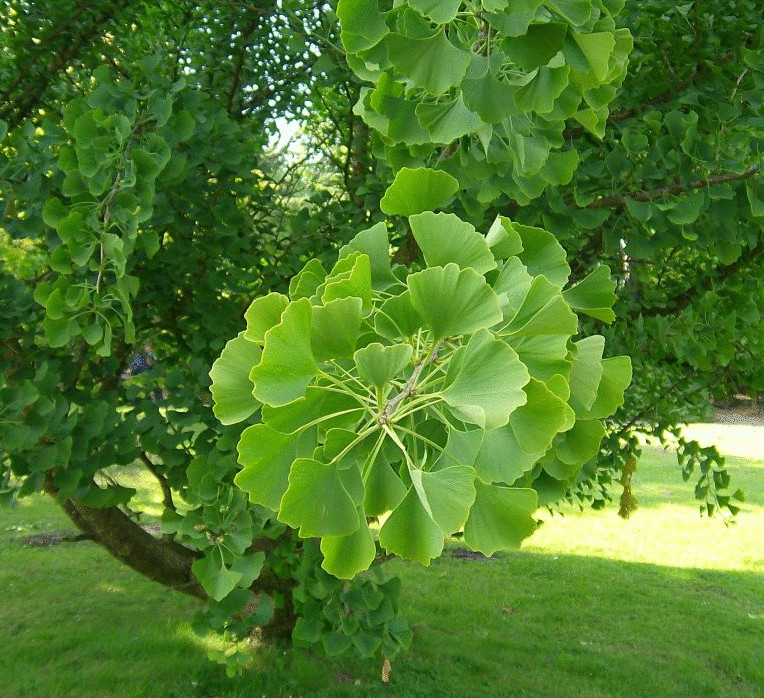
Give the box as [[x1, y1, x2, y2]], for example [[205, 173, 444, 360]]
[[513, 222, 570, 286], [408, 0, 462, 23], [289, 259, 327, 300], [337, 0, 390, 53], [321, 512, 377, 578], [502, 276, 578, 337], [509, 378, 569, 454], [415, 95, 483, 144], [364, 447, 407, 515], [486, 216, 524, 259], [507, 334, 572, 381], [562, 264, 616, 322], [407, 264, 502, 340], [375, 291, 423, 340], [243, 292, 289, 343], [503, 23, 568, 71], [311, 297, 363, 361], [568, 335, 605, 413], [354, 343, 413, 388], [442, 328, 530, 429], [515, 65, 570, 114], [386, 29, 471, 95], [463, 482, 538, 555], [551, 419, 606, 469], [410, 466, 476, 536], [249, 298, 318, 406], [235, 424, 295, 509], [473, 424, 543, 484], [263, 386, 366, 434], [410, 212, 497, 275], [278, 458, 359, 537], [380, 167, 459, 216], [322, 252, 373, 310], [463, 68, 520, 123], [575, 356, 632, 420], [339, 222, 397, 290], [209, 332, 262, 425], [378, 486, 444, 565], [192, 556, 242, 602]]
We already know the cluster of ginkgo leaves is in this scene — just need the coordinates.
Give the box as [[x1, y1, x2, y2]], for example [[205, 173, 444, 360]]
[[210, 167, 631, 579], [338, 0, 632, 210]]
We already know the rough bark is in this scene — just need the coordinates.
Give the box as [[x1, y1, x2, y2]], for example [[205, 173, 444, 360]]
[[43, 472, 207, 599]]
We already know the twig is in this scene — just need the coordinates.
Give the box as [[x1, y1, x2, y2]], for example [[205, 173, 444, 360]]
[[380, 340, 445, 424]]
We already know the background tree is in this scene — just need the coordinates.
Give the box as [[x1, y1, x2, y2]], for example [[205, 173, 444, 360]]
[[1, 0, 761, 673]]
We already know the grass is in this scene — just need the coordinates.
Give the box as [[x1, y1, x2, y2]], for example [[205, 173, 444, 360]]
[[1, 424, 762, 697]]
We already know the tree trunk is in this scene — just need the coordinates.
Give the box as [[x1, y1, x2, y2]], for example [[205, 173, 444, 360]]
[[42, 473, 298, 638]]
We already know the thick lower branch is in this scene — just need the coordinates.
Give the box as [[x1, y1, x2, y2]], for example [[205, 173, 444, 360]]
[[43, 472, 206, 600]]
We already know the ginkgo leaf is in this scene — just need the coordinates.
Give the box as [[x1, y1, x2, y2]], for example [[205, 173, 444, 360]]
[[407, 263, 502, 340], [463, 482, 538, 555], [209, 332, 261, 425], [410, 212, 496, 275], [243, 292, 288, 343], [249, 298, 318, 406], [278, 458, 359, 538], [380, 167, 459, 216], [441, 328, 529, 429], [354, 342, 413, 388], [378, 486, 444, 565]]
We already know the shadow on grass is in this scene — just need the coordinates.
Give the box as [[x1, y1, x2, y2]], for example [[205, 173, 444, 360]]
[[2, 534, 763, 698]]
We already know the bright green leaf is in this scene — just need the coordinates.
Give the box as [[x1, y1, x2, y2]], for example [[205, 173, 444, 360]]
[[209, 332, 262, 425], [463, 482, 538, 555], [410, 212, 497, 275], [380, 168, 459, 216], [407, 263, 503, 340]]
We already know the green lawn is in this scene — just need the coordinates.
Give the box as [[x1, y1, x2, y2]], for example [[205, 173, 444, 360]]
[[1, 424, 762, 697]]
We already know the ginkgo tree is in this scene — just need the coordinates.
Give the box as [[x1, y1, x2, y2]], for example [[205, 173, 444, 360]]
[[2, 0, 760, 679]]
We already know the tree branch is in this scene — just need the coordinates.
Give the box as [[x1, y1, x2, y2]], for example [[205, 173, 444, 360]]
[[586, 165, 759, 210], [139, 452, 176, 512]]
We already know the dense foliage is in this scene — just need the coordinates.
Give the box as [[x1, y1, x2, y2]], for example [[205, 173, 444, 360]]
[[1, 0, 761, 675]]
